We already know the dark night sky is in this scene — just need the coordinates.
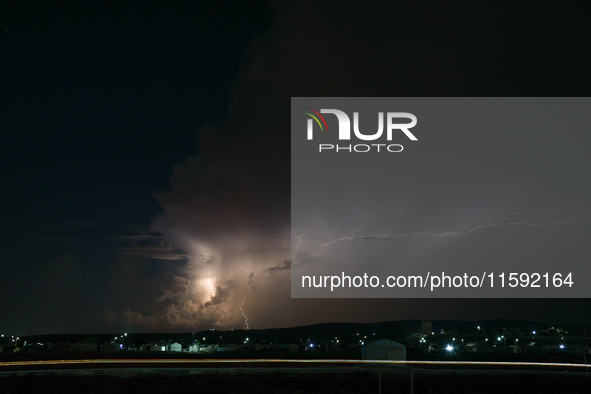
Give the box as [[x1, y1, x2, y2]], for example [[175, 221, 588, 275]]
[[1, 1, 591, 335]]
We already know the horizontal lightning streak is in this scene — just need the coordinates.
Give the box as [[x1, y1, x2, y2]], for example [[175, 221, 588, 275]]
[[317, 208, 585, 247]]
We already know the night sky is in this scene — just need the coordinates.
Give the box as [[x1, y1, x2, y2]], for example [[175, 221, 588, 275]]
[[2, 1, 591, 335]]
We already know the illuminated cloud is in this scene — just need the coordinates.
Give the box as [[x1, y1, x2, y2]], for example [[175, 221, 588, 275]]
[[110, 1, 591, 331]]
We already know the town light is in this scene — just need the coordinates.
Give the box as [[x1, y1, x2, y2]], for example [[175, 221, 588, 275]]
[[445, 345, 454, 352]]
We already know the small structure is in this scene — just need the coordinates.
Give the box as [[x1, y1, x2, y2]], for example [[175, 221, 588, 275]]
[[199, 344, 217, 353], [167, 343, 182, 352], [140, 343, 162, 352], [509, 345, 523, 354], [464, 342, 479, 353], [421, 321, 433, 336], [362, 339, 406, 360]]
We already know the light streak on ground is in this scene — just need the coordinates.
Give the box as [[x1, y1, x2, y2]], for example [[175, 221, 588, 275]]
[[1, 359, 590, 369]]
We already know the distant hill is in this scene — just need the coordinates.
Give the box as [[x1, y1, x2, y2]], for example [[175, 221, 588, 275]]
[[9, 319, 563, 347]]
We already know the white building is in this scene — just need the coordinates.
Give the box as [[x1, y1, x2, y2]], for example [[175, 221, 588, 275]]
[[362, 339, 406, 360]]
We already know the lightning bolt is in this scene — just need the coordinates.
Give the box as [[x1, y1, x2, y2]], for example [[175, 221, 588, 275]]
[[289, 230, 309, 247], [313, 207, 585, 247], [352, 205, 383, 236], [240, 293, 250, 330]]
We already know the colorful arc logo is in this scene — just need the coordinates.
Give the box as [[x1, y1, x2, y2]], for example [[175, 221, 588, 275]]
[[303, 107, 329, 131]]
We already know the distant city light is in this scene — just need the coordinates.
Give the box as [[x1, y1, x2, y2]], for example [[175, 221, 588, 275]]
[[532, 331, 536, 335], [445, 345, 454, 352], [559, 344, 565, 349]]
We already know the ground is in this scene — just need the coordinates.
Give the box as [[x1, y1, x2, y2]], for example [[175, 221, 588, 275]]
[[1, 368, 591, 394]]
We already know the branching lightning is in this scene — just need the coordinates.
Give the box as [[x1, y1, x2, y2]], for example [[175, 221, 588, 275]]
[[288, 230, 308, 247], [293, 207, 585, 247], [240, 293, 250, 330]]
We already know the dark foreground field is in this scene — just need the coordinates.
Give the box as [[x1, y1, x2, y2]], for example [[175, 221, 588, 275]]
[[1, 368, 591, 394]]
